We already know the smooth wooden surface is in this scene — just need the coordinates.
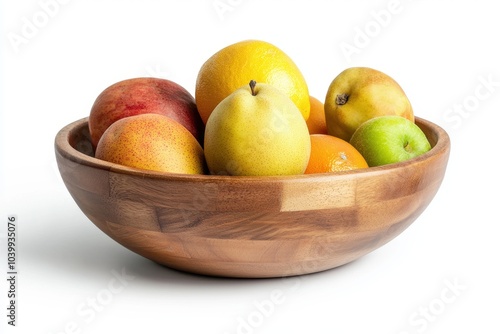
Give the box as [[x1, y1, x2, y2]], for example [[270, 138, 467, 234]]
[[54, 117, 450, 278]]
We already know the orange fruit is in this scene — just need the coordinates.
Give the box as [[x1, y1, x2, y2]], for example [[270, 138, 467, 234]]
[[306, 96, 328, 134], [305, 134, 368, 174], [195, 39, 310, 124]]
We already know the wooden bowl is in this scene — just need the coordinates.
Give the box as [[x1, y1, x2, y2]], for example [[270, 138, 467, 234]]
[[54, 117, 450, 278]]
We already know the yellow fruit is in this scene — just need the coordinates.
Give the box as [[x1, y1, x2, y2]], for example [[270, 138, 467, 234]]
[[204, 81, 311, 176], [306, 96, 328, 134], [324, 67, 414, 141], [95, 114, 206, 174], [195, 39, 310, 124]]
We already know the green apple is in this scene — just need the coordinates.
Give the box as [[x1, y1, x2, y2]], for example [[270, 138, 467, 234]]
[[349, 116, 431, 167], [204, 80, 311, 176]]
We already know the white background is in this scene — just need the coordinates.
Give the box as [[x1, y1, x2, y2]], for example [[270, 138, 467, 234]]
[[1, 0, 499, 333]]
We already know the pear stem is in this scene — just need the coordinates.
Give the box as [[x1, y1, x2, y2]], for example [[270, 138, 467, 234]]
[[336, 93, 349, 105], [249, 80, 257, 96]]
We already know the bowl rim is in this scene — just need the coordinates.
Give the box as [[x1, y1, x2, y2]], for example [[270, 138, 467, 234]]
[[55, 116, 450, 183]]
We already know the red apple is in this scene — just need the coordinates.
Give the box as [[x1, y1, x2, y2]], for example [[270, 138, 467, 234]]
[[89, 77, 204, 148]]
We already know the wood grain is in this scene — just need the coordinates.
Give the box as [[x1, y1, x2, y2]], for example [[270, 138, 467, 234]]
[[54, 117, 450, 278]]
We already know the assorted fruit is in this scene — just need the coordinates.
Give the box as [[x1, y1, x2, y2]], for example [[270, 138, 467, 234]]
[[88, 39, 432, 176]]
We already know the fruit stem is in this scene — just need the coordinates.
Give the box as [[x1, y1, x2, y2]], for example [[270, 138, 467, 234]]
[[249, 80, 257, 96], [404, 140, 411, 152], [336, 93, 349, 105]]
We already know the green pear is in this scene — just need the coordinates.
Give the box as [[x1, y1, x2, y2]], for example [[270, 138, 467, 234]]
[[204, 80, 311, 176]]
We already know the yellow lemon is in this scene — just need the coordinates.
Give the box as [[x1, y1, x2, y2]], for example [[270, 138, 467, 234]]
[[195, 39, 310, 124]]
